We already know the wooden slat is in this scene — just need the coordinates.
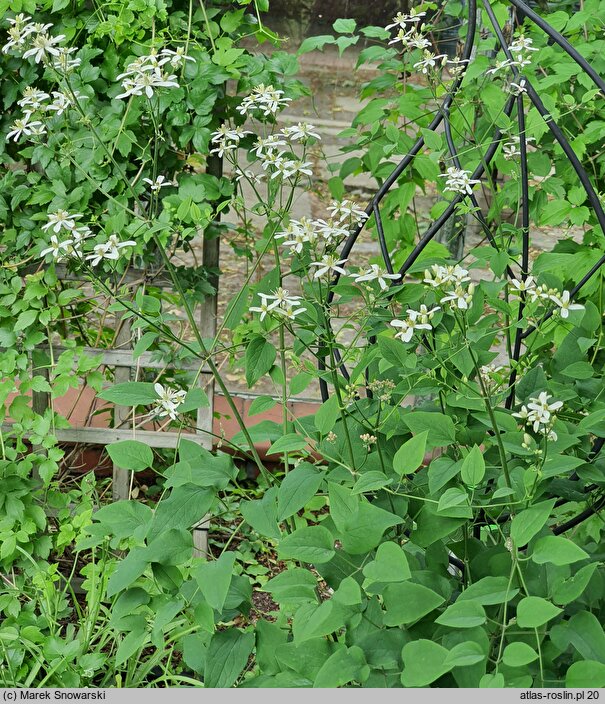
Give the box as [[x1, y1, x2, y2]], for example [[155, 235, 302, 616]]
[[39, 345, 211, 374], [53, 426, 209, 449]]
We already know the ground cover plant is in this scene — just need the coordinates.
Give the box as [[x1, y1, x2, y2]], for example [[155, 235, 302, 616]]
[[1, 0, 605, 689]]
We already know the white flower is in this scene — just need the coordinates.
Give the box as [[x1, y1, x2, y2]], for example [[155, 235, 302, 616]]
[[252, 134, 287, 157], [441, 283, 475, 310], [115, 56, 180, 100], [234, 167, 264, 184], [413, 51, 447, 74], [153, 383, 187, 420], [509, 35, 538, 54], [47, 90, 75, 116], [313, 218, 350, 244], [439, 167, 480, 196], [85, 236, 136, 266], [514, 392, 562, 436], [250, 297, 272, 321], [390, 318, 418, 343], [424, 264, 470, 287], [509, 80, 527, 95], [281, 122, 321, 141], [143, 175, 172, 192], [237, 84, 291, 117], [385, 8, 426, 30], [486, 59, 518, 76], [158, 46, 195, 69], [550, 290, 584, 319], [251, 289, 305, 321], [52, 46, 81, 72], [260, 150, 286, 172], [354, 264, 399, 290], [40, 235, 73, 261], [17, 88, 49, 110], [447, 57, 468, 77], [410, 304, 440, 324], [22, 32, 65, 63], [328, 199, 369, 227], [310, 255, 348, 279], [210, 139, 238, 158], [7, 114, 44, 142], [274, 303, 306, 320], [510, 276, 536, 296], [42, 210, 82, 234]]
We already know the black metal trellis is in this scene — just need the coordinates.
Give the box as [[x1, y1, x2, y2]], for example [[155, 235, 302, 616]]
[[318, 0, 605, 537]]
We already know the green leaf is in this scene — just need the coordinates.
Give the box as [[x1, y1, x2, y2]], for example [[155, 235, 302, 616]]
[[178, 387, 210, 412], [333, 18, 356, 33], [383, 582, 445, 626], [267, 433, 308, 456], [240, 488, 281, 539], [341, 502, 403, 554], [401, 640, 451, 687], [458, 576, 519, 605], [352, 471, 392, 494], [146, 485, 214, 542], [437, 487, 472, 518], [297, 35, 336, 55], [540, 199, 572, 226], [516, 596, 562, 628], [460, 445, 485, 486], [145, 528, 193, 566], [193, 552, 236, 613], [362, 541, 411, 585], [263, 568, 317, 606], [278, 526, 335, 564], [314, 395, 340, 435], [98, 382, 158, 406], [404, 412, 456, 448], [106, 548, 148, 597], [106, 440, 153, 471], [531, 535, 589, 566], [552, 563, 598, 605], [566, 661, 605, 687], [248, 395, 277, 416], [92, 501, 153, 541], [410, 503, 467, 548], [314, 645, 368, 688], [14, 309, 37, 331], [204, 629, 255, 688], [562, 612, 605, 663], [393, 431, 428, 476], [502, 642, 538, 667], [115, 628, 148, 667], [245, 336, 276, 387], [435, 601, 486, 628], [277, 464, 323, 520], [510, 499, 556, 547], [444, 642, 485, 668]]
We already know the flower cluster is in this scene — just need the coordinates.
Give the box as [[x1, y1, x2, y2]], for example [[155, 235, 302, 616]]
[[486, 34, 538, 85], [250, 288, 306, 321], [115, 48, 193, 100], [39, 210, 135, 265], [510, 277, 584, 319], [512, 391, 561, 441], [424, 264, 475, 311], [327, 199, 369, 228], [502, 135, 535, 159], [439, 167, 480, 196], [275, 216, 350, 256], [3, 16, 65, 63], [390, 304, 440, 343], [386, 9, 431, 51], [153, 383, 187, 421], [354, 264, 399, 291], [236, 84, 291, 116]]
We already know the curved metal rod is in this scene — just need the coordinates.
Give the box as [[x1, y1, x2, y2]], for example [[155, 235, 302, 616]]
[[319, 0, 480, 401], [398, 95, 516, 277], [504, 93, 530, 409], [508, 0, 605, 94], [482, 0, 605, 340]]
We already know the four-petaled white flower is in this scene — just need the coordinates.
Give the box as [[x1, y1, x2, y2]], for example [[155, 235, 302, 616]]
[[424, 264, 470, 288], [281, 122, 321, 142], [153, 383, 187, 420], [40, 234, 73, 261], [7, 114, 44, 141], [328, 199, 369, 227], [390, 318, 416, 342], [441, 283, 475, 310], [514, 391, 562, 438], [413, 51, 447, 74], [85, 235, 136, 266], [354, 264, 399, 290], [439, 167, 480, 196], [22, 31, 65, 63], [550, 290, 584, 319], [310, 255, 348, 279], [143, 175, 172, 192], [237, 84, 291, 116], [42, 210, 82, 234]]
